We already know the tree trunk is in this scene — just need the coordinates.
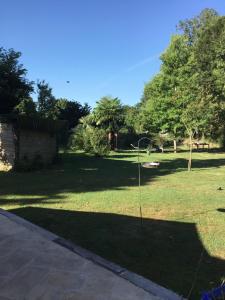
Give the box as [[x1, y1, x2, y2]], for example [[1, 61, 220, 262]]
[[108, 132, 115, 150], [188, 135, 193, 171], [115, 133, 118, 151], [173, 139, 177, 153]]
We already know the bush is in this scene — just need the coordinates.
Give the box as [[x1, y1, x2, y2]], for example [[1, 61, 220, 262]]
[[69, 124, 85, 150], [69, 125, 110, 156], [87, 127, 110, 156]]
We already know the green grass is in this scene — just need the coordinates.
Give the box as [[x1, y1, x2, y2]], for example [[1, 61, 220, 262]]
[[0, 149, 225, 299]]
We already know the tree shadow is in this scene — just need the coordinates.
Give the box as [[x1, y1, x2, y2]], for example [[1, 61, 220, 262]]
[[0, 152, 225, 205], [160, 157, 225, 170], [109, 154, 139, 159], [9, 206, 225, 300], [0, 196, 63, 206]]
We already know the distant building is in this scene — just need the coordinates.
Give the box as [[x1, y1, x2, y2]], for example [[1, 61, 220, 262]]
[[0, 115, 65, 170]]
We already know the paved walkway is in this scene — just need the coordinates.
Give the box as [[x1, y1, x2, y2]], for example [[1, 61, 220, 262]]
[[0, 210, 182, 300]]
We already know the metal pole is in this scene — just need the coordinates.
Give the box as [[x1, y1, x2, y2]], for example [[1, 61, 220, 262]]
[[137, 137, 151, 228]]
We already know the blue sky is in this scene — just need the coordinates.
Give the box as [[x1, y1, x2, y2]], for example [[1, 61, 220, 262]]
[[1, 0, 225, 107]]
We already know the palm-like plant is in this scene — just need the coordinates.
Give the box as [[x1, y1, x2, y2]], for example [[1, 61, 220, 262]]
[[93, 96, 124, 149]]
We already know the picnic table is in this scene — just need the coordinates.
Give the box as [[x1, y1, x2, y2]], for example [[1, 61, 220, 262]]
[[192, 142, 210, 150]]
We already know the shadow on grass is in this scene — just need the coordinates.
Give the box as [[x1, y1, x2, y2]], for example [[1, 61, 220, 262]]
[[108, 154, 139, 159], [0, 152, 225, 205], [9, 206, 225, 300], [160, 157, 225, 170], [0, 197, 63, 206]]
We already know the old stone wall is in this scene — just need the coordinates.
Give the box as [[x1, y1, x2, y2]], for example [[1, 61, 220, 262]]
[[0, 121, 57, 170], [0, 122, 16, 170], [18, 129, 57, 167]]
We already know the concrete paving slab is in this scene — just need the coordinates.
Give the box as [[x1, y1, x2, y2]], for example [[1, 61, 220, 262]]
[[0, 209, 184, 300]]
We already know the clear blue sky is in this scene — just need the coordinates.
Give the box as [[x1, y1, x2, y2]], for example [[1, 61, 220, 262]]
[[1, 0, 225, 107]]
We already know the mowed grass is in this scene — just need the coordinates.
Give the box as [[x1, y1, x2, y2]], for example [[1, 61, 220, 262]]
[[0, 149, 225, 299]]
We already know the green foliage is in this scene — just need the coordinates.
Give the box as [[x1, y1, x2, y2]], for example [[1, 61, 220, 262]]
[[93, 96, 124, 132], [123, 105, 142, 133], [36, 82, 90, 147], [181, 100, 216, 138], [53, 99, 90, 147], [178, 8, 219, 45], [86, 127, 110, 156], [69, 124, 85, 150], [140, 9, 225, 154], [55, 98, 90, 129], [0, 47, 33, 114], [91, 96, 124, 150], [37, 80, 57, 119], [70, 124, 110, 156], [14, 97, 37, 116]]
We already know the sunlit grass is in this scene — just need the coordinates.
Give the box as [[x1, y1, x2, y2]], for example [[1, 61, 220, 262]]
[[0, 149, 224, 299]]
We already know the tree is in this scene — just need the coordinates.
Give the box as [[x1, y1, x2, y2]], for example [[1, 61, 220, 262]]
[[182, 100, 216, 171], [93, 96, 124, 150], [55, 98, 90, 129], [140, 8, 225, 159], [159, 34, 192, 152], [123, 105, 142, 133], [178, 8, 219, 46], [70, 119, 110, 156], [14, 97, 37, 116], [192, 14, 225, 138], [0, 47, 33, 114], [178, 9, 225, 168], [141, 70, 185, 152], [37, 80, 56, 119]]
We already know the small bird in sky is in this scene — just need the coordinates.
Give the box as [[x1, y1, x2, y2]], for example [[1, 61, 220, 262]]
[[66, 81, 70, 83]]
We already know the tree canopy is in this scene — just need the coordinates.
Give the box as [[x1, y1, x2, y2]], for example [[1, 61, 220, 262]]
[[55, 98, 90, 129], [140, 9, 225, 156], [37, 80, 56, 119], [93, 96, 124, 132], [0, 47, 33, 114], [92, 96, 124, 149]]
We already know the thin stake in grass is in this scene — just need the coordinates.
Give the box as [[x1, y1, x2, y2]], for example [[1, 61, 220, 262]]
[[137, 137, 151, 227]]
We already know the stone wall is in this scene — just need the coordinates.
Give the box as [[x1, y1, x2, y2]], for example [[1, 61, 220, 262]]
[[0, 121, 57, 170], [18, 129, 57, 167], [0, 123, 15, 170]]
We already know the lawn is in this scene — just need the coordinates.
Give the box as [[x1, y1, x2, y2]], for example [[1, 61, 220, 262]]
[[0, 149, 225, 299]]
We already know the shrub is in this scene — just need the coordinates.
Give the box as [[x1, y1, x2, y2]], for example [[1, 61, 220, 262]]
[[87, 127, 110, 156], [69, 124, 84, 150], [69, 125, 110, 156]]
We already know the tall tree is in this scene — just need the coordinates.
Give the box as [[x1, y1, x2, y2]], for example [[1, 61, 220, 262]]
[[159, 34, 192, 152], [140, 8, 225, 162], [141, 69, 185, 152], [55, 98, 91, 129], [123, 105, 142, 133], [14, 97, 37, 117], [93, 96, 124, 150], [0, 48, 33, 114], [37, 80, 56, 119], [192, 14, 225, 136], [178, 9, 225, 168], [182, 100, 216, 171]]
